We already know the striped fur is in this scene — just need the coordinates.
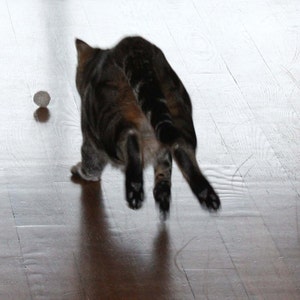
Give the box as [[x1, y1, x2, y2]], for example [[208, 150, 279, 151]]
[[71, 36, 221, 216]]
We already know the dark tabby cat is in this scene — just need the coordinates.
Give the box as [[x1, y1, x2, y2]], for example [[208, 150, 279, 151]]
[[71, 36, 221, 217]]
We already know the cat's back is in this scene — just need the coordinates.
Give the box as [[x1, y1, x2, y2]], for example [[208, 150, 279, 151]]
[[111, 36, 158, 67]]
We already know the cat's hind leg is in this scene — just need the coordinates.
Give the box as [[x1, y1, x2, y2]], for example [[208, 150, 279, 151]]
[[71, 140, 106, 181], [125, 131, 144, 210], [153, 148, 172, 219], [172, 143, 221, 211]]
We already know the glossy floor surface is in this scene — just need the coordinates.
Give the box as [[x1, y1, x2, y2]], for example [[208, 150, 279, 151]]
[[1, 0, 300, 299]]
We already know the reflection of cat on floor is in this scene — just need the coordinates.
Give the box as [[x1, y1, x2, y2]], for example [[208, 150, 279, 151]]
[[71, 36, 220, 217]]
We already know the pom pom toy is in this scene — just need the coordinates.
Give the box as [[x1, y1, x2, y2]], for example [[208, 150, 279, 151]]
[[33, 91, 51, 107]]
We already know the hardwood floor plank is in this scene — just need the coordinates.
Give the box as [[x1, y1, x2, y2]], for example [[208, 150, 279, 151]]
[[186, 268, 249, 300], [17, 226, 83, 300], [217, 217, 299, 298], [0, 257, 31, 300]]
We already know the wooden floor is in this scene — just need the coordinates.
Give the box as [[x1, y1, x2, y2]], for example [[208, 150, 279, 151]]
[[1, 0, 300, 299]]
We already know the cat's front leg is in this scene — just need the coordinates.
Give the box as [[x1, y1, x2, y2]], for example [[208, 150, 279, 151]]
[[71, 141, 106, 182]]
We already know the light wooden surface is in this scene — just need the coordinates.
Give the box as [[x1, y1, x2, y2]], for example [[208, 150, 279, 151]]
[[1, 0, 300, 299]]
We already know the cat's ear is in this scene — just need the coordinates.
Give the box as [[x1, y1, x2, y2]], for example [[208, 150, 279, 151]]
[[75, 38, 95, 63]]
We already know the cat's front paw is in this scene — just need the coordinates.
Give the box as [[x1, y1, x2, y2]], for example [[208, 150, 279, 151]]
[[71, 162, 81, 176], [71, 162, 100, 182], [197, 186, 221, 212], [126, 181, 144, 210]]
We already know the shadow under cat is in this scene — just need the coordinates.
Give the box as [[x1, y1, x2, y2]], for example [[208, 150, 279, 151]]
[[72, 177, 176, 299]]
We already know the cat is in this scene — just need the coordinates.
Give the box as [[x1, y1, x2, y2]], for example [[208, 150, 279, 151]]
[[71, 36, 221, 218]]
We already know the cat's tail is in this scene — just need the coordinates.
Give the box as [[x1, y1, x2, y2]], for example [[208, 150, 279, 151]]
[[172, 143, 221, 211]]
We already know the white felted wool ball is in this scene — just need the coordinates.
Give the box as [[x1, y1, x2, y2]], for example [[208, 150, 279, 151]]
[[33, 91, 51, 107]]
